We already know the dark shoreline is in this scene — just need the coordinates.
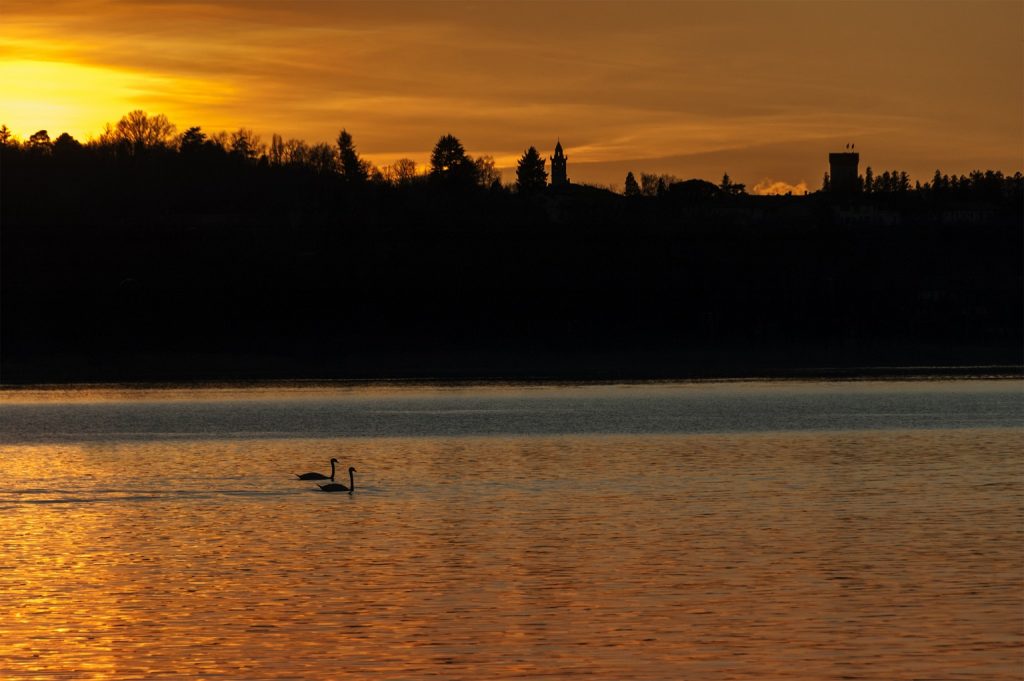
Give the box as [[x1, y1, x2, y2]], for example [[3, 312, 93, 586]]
[[3, 356, 1021, 390]]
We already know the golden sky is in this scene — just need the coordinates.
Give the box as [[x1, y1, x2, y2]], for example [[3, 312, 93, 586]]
[[2, 0, 1021, 190]]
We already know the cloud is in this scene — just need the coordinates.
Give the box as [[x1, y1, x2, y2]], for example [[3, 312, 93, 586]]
[[1, 0, 1019, 183], [752, 179, 810, 196]]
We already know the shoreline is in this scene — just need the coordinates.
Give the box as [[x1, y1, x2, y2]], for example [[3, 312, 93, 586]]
[[2, 364, 1021, 392]]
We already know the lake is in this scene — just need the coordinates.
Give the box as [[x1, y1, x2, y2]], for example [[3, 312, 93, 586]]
[[1, 380, 1021, 679]]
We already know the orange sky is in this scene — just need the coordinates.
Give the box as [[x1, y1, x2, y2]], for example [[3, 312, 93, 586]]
[[2, 0, 1021, 190]]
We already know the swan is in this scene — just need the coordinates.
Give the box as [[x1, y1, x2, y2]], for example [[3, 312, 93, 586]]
[[318, 467, 356, 492], [295, 458, 338, 481]]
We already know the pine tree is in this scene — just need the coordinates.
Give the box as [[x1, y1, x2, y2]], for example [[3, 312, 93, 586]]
[[337, 129, 368, 182], [430, 134, 476, 186], [516, 146, 547, 193]]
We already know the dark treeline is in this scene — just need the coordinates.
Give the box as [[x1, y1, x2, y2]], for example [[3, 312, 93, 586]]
[[2, 112, 1021, 382]]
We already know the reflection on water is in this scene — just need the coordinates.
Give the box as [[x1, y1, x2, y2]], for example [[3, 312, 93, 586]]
[[0, 383, 1021, 679], [2, 379, 1021, 442]]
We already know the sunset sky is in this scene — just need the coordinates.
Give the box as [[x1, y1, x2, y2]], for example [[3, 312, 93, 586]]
[[2, 0, 1021, 190]]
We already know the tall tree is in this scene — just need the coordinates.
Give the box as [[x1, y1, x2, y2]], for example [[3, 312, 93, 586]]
[[337, 129, 368, 182], [268, 133, 285, 166], [430, 134, 475, 186], [880, 171, 892, 193], [624, 171, 640, 197], [516, 146, 547, 193], [897, 171, 911, 193], [864, 166, 874, 193], [474, 155, 501, 188]]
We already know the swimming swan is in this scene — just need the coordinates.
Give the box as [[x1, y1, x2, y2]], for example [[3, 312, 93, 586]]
[[296, 458, 338, 481], [318, 467, 356, 492]]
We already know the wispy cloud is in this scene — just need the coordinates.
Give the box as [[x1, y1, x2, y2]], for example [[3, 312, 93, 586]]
[[1, 0, 1020, 183]]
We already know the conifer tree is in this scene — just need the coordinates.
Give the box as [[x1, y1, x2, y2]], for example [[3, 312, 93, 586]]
[[337, 129, 369, 182], [516, 146, 547, 193], [430, 134, 476, 186]]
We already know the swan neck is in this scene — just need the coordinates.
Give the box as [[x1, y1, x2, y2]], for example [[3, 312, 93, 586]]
[[330, 459, 336, 481], [349, 470, 355, 492]]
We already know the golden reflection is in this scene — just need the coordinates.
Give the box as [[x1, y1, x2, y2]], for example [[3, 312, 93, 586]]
[[0, 426, 1021, 679]]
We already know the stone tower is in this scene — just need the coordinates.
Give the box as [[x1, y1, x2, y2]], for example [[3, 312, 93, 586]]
[[828, 150, 860, 195], [550, 140, 568, 187]]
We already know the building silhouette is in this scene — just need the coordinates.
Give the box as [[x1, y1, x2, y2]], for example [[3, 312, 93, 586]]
[[829, 150, 860, 194], [551, 140, 568, 187]]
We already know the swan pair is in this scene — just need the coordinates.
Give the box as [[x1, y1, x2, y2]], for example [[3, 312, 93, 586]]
[[295, 458, 356, 492]]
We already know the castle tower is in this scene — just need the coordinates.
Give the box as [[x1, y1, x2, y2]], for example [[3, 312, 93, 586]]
[[828, 150, 860, 195], [550, 140, 568, 187]]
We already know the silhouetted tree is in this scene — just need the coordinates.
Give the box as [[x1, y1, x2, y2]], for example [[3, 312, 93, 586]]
[[639, 173, 677, 197], [268, 134, 285, 166], [101, 110, 176, 152], [181, 126, 206, 146], [282, 138, 310, 166], [624, 171, 640, 197], [430, 134, 476, 186], [864, 166, 874, 193], [230, 128, 263, 161], [474, 155, 501, 188], [821, 172, 831, 192], [28, 130, 51, 154], [640, 173, 659, 197], [207, 130, 230, 152], [337, 129, 368, 182], [719, 172, 746, 196], [897, 171, 911, 193], [0, 125, 14, 147], [382, 158, 418, 185], [52, 132, 82, 156], [516, 146, 547, 193], [308, 143, 337, 175]]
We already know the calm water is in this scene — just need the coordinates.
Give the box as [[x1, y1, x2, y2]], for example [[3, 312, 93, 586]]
[[0, 380, 1021, 680]]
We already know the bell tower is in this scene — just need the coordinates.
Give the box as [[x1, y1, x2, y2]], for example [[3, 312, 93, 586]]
[[550, 140, 568, 187]]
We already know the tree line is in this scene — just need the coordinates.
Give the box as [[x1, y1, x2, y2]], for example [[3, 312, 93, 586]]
[[3, 110, 1020, 382], [822, 165, 1021, 202], [0, 111, 560, 195], [4, 110, 1020, 203]]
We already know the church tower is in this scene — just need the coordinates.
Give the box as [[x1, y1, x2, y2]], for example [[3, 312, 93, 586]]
[[550, 140, 568, 187]]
